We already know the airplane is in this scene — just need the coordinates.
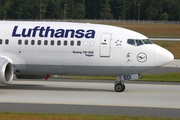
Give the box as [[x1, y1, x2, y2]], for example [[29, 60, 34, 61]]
[[0, 21, 174, 92]]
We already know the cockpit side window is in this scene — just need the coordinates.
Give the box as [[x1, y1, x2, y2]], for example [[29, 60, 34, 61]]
[[128, 39, 152, 46], [135, 39, 144, 46], [142, 39, 153, 44], [127, 39, 136, 46]]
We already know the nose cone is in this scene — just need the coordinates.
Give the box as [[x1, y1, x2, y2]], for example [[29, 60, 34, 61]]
[[154, 45, 174, 66]]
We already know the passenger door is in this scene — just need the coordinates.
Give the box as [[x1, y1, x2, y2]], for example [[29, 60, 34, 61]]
[[100, 33, 111, 57]]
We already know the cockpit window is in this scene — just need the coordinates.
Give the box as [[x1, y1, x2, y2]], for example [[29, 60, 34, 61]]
[[127, 39, 153, 46], [142, 39, 153, 44], [135, 39, 144, 46], [127, 39, 136, 46]]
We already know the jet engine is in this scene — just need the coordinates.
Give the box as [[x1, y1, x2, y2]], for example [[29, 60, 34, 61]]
[[0, 58, 14, 84]]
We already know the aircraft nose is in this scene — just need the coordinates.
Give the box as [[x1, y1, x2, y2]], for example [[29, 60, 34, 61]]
[[154, 45, 174, 66]]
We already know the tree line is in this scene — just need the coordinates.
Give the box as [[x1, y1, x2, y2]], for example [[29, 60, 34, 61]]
[[0, 0, 180, 21]]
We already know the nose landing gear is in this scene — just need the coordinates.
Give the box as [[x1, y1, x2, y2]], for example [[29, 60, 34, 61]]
[[114, 74, 140, 92]]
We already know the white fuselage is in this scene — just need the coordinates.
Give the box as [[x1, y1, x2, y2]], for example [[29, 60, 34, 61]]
[[0, 21, 174, 77]]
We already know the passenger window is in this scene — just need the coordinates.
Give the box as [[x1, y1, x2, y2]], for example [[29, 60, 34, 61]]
[[25, 40, 28, 45], [64, 40, 67, 46], [51, 40, 54, 45], [0, 39, 2, 44], [83, 41, 88, 46], [57, 40, 61, 46], [44, 40, 48, 45], [77, 41, 81, 46], [18, 40, 22, 45], [5, 39, 9, 45], [136, 39, 144, 46], [70, 41, 74, 46], [127, 39, 136, 46], [90, 41, 94, 46], [31, 40, 35, 45], [38, 40, 41, 45]]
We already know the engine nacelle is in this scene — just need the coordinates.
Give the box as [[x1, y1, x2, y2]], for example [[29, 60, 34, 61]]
[[0, 58, 14, 84]]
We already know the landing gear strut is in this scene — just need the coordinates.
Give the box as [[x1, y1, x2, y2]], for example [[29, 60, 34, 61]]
[[114, 76, 126, 92]]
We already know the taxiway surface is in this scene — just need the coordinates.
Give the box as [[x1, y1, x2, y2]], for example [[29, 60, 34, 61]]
[[0, 79, 180, 118]]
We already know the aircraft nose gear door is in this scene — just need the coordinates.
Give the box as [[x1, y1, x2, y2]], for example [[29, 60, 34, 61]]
[[100, 33, 111, 57]]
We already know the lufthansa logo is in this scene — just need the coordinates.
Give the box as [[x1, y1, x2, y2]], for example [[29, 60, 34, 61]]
[[137, 52, 147, 63], [12, 26, 96, 39]]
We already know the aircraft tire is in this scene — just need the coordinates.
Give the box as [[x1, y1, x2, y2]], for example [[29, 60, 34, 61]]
[[114, 83, 125, 92]]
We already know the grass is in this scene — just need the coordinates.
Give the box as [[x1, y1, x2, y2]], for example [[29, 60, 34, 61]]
[[57, 75, 115, 80], [0, 113, 179, 120], [57, 73, 180, 82], [99, 22, 180, 37], [141, 73, 180, 82]]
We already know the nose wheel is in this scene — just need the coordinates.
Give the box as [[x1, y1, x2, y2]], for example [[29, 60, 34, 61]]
[[114, 82, 125, 92]]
